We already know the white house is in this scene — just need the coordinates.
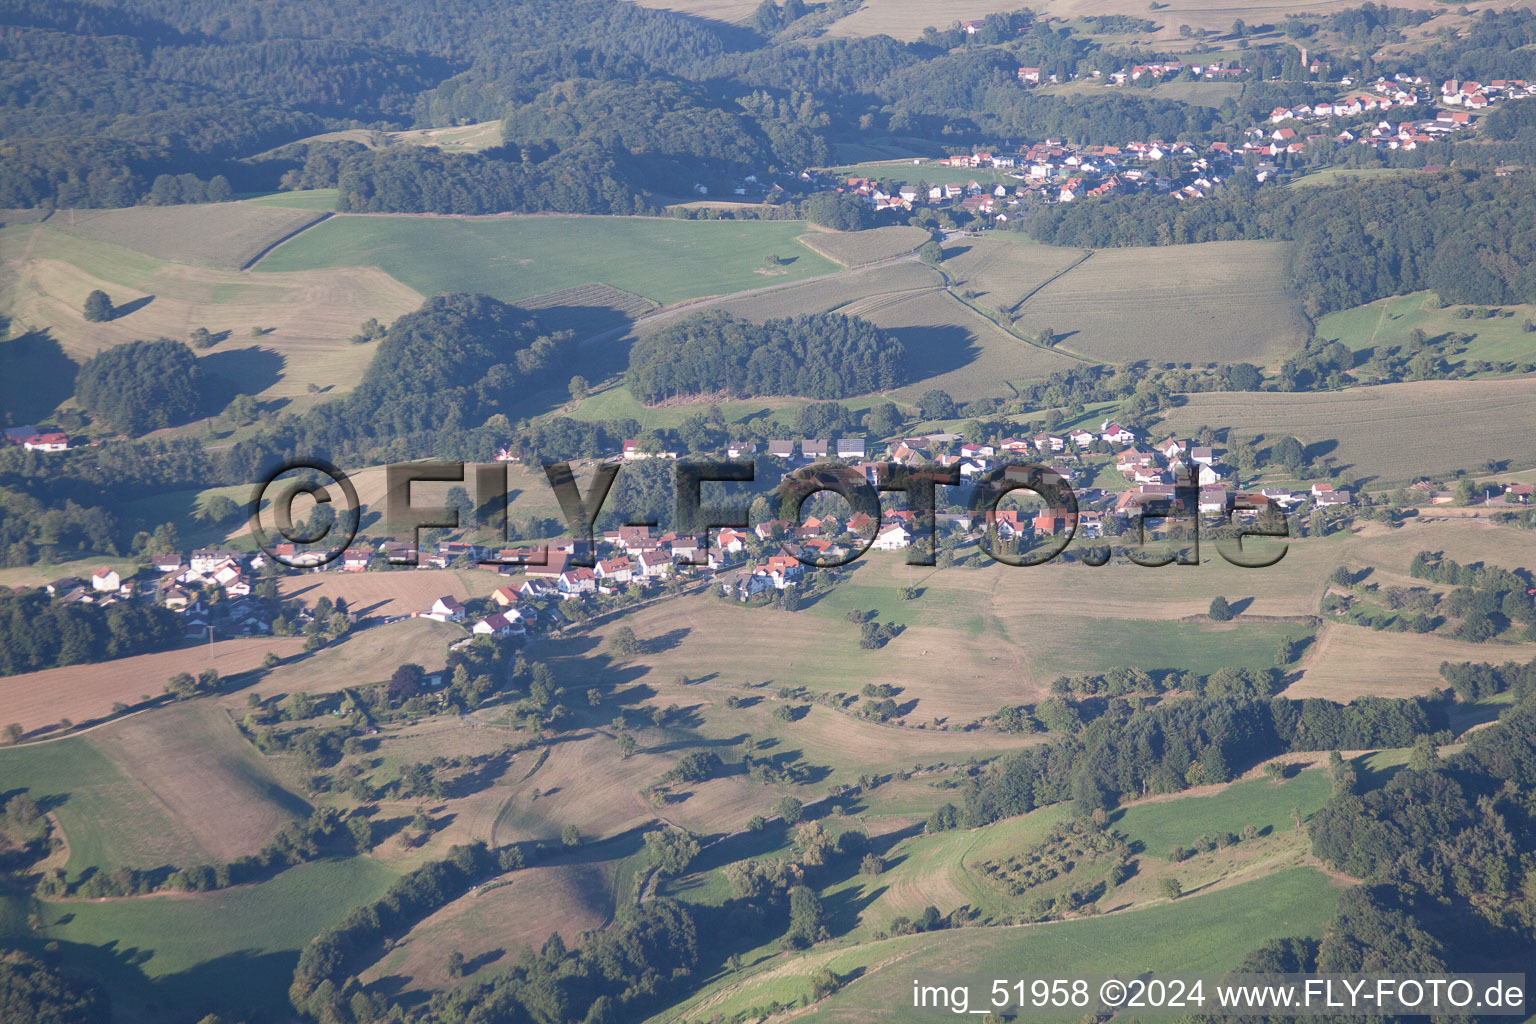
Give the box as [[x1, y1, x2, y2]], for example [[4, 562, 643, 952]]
[[1100, 422, 1136, 446], [91, 567, 121, 592], [473, 612, 523, 638], [425, 595, 465, 622], [872, 523, 913, 550]]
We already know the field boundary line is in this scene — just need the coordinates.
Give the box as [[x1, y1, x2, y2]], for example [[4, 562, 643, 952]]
[[240, 211, 332, 271], [1006, 248, 1094, 315]]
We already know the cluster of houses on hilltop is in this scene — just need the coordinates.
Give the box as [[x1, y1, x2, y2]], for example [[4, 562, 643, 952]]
[[839, 67, 1527, 216], [44, 547, 282, 638]]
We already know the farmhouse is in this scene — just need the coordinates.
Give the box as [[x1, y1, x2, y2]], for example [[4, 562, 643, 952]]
[[873, 522, 913, 550]]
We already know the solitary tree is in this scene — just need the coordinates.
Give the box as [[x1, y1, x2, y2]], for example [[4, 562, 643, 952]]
[[1208, 595, 1233, 621], [3, 723, 22, 744], [609, 626, 641, 659], [445, 950, 465, 978], [568, 375, 589, 402], [561, 824, 581, 847], [83, 289, 113, 322], [1158, 877, 1183, 899]]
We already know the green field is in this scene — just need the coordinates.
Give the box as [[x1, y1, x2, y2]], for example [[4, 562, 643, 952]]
[[653, 867, 1341, 1023], [241, 188, 342, 210], [7, 857, 397, 1020], [1113, 769, 1332, 855], [1315, 289, 1536, 369], [256, 215, 842, 306], [0, 739, 203, 877]]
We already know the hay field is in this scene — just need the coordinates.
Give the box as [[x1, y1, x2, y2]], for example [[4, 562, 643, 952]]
[[0, 737, 208, 875], [0, 636, 306, 736], [942, 233, 1089, 309], [846, 288, 1081, 401], [48, 203, 327, 270], [1158, 377, 1536, 482], [256, 215, 841, 306], [278, 568, 505, 619], [825, 0, 1031, 39], [712, 259, 939, 321], [1034, 0, 1516, 45], [361, 862, 612, 990], [515, 282, 658, 340], [623, 0, 760, 22], [1287, 623, 1531, 701], [0, 225, 423, 404], [546, 542, 1332, 724], [1017, 241, 1307, 366], [260, 617, 462, 696], [86, 703, 309, 862], [795, 226, 930, 267], [0, 703, 306, 874], [487, 728, 790, 842]]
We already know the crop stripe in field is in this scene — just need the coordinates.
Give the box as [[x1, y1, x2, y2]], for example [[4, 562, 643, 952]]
[[239, 211, 332, 271]]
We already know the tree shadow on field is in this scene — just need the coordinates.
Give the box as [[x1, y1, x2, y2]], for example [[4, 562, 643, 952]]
[[644, 627, 690, 655], [200, 347, 284, 411], [0, 328, 76, 423], [111, 294, 154, 319], [887, 323, 981, 387]]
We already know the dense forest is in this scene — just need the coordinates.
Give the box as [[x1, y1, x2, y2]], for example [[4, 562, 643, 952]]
[[13, 0, 1536, 211], [0, 592, 183, 675], [0, 950, 108, 1024], [625, 311, 904, 403]]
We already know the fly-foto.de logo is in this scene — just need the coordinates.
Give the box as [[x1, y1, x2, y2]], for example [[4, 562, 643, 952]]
[[248, 459, 1289, 571]]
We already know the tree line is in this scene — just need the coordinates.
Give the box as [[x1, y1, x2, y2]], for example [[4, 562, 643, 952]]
[[0, 593, 183, 676], [939, 693, 1447, 829]]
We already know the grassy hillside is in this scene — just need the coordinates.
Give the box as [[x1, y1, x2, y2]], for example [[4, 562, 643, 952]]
[[1316, 290, 1536, 369], [1158, 377, 1536, 483], [0, 704, 307, 876], [11, 857, 397, 1021], [654, 867, 1341, 1022], [1014, 240, 1307, 366], [256, 215, 842, 307]]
